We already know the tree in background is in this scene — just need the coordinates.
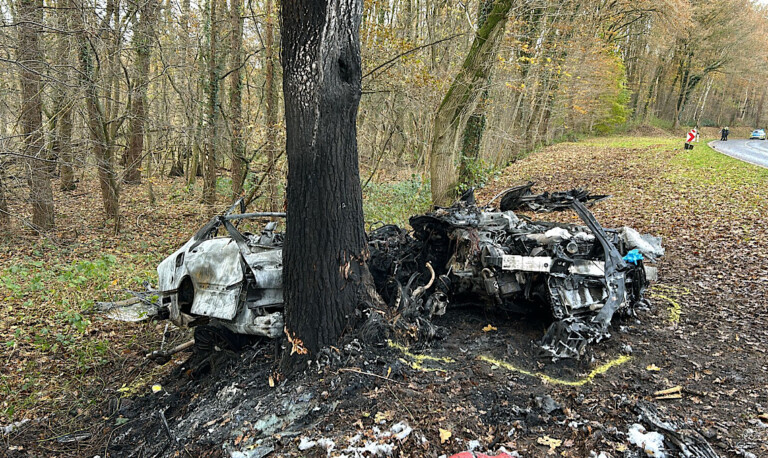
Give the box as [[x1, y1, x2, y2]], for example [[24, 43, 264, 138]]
[[429, 0, 513, 206], [264, 0, 280, 211], [202, 0, 222, 208], [125, 0, 160, 184], [18, 0, 54, 230], [51, 0, 76, 192], [72, 0, 121, 232]]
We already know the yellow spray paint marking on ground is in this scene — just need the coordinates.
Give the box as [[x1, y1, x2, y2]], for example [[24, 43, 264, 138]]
[[387, 340, 455, 372], [649, 284, 690, 324], [650, 293, 682, 324], [478, 354, 632, 387]]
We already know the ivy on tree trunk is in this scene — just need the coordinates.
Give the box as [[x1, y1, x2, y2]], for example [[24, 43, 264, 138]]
[[429, 0, 512, 207]]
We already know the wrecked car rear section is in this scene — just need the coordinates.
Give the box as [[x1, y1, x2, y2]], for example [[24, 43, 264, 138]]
[[155, 209, 286, 341]]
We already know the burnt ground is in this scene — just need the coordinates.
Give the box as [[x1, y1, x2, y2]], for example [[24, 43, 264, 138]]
[[4, 136, 768, 457]]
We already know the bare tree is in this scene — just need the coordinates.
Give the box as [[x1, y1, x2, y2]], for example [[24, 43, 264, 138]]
[[229, 0, 246, 200], [72, 0, 121, 231], [429, 0, 512, 206], [202, 0, 222, 208], [18, 0, 54, 230], [52, 0, 76, 192], [264, 0, 279, 210], [125, 0, 160, 184]]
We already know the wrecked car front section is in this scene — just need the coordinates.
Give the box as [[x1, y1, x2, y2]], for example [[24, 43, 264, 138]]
[[369, 186, 663, 359]]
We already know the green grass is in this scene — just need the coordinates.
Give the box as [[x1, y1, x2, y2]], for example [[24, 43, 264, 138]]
[[671, 142, 768, 186], [0, 250, 160, 422], [363, 175, 432, 229]]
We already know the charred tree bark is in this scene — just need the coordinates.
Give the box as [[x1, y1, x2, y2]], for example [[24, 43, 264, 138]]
[[280, 0, 369, 370], [264, 0, 279, 211], [125, 0, 159, 184], [429, 0, 512, 206], [229, 0, 246, 200], [18, 0, 55, 230]]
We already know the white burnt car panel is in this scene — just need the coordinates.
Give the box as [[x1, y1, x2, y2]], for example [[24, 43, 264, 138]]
[[155, 209, 286, 339]]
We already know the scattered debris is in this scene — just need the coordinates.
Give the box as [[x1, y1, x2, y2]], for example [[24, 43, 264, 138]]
[[2, 418, 30, 436], [653, 386, 682, 400], [449, 452, 518, 458], [635, 401, 719, 457], [627, 423, 666, 458], [534, 395, 562, 414], [536, 435, 562, 453], [440, 428, 452, 444]]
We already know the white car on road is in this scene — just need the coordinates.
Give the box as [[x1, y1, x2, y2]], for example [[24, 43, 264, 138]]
[[749, 129, 766, 140]]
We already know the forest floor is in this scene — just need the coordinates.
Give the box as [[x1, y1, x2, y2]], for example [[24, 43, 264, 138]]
[[2, 133, 768, 457]]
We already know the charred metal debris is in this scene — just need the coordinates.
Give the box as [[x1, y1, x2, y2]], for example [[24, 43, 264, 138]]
[[368, 183, 662, 359], [103, 183, 663, 361]]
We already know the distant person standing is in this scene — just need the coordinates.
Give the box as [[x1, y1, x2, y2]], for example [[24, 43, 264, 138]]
[[720, 126, 729, 141]]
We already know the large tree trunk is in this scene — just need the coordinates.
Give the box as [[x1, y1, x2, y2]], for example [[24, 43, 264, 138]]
[[73, 0, 121, 231], [457, 0, 494, 186], [202, 0, 221, 208], [18, 0, 55, 230], [280, 0, 369, 367], [229, 0, 246, 200], [429, 0, 512, 206], [125, 0, 159, 184], [264, 0, 279, 211]]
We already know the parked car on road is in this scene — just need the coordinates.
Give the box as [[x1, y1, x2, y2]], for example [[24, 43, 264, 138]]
[[750, 129, 766, 140]]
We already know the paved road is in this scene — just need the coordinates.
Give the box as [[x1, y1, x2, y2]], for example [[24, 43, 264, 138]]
[[709, 139, 768, 169]]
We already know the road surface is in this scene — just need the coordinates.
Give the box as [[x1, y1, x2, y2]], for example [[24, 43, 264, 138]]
[[709, 139, 768, 169]]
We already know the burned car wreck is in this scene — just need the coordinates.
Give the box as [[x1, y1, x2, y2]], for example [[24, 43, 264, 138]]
[[109, 184, 662, 360], [368, 184, 662, 359]]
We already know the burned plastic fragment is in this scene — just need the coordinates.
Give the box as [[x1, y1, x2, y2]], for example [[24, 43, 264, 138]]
[[635, 401, 719, 457]]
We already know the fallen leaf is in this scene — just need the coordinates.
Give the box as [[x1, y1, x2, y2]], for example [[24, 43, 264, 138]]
[[646, 364, 661, 371], [374, 411, 394, 424], [537, 435, 562, 453], [483, 324, 498, 332], [151, 384, 162, 393], [439, 428, 452, 444]]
